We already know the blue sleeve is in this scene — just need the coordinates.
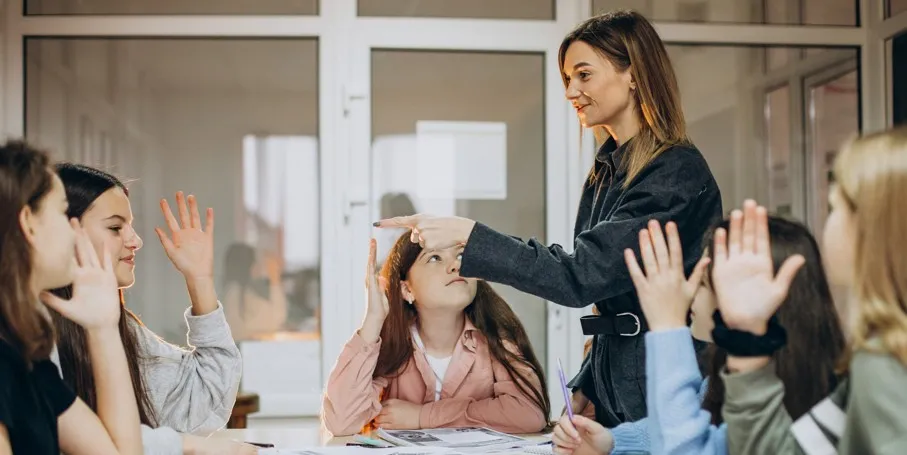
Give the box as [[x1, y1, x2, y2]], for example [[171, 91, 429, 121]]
[[610, 418, 651, 454], [646, 328, 728, 455]]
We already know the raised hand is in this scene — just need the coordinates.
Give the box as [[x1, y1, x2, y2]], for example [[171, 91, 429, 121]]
[[264, 253, 283, 284], [155, 191, 214, 280], [711, 200, 805, 335], [624, 220, 710, 331], [366, 239, 389, 320], [41, 219, 121, 330], [373, 214, 475, 251]]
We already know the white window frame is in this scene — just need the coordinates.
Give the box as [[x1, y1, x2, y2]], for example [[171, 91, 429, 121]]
[[1, 0, 904, 420]]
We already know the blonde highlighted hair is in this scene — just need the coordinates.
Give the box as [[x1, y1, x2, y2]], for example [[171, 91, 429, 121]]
[[834, 125, 907, 366], [558, 10, 690, 187]]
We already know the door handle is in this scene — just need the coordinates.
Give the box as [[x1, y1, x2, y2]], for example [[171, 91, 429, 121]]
[[342, 193, 368, 225], [342, 86, 367, 117]]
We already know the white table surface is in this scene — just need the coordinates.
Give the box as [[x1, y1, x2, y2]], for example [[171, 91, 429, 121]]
[[212, 428, 550, 449]]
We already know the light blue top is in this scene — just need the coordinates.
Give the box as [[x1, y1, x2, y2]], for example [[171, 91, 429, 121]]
[[609, 328, 727, 455]]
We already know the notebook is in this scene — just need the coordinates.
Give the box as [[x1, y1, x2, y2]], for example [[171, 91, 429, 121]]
[[376, 427, 536, 453]]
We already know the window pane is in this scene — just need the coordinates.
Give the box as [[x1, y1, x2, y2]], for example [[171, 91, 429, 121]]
[[765, 86, 793, 215], [593, 0, 857, 25], [358, 0, 554, 20], [889, 0, 907, 17], [370, 50, 548, 366], [765, 48, 795, 72], [807, 71, 858, 238], [27, 0, 317, 15], [666, 44, 858, 225], [803, 0, 858, 26], [893, 33, 907, 126], [25, 37, 322, 412]]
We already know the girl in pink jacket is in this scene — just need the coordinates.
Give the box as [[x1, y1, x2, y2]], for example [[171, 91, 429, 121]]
[[322, 233, 550, 436]]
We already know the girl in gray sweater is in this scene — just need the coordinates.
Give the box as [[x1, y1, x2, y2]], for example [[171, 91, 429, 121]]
[[49, 163, 252, 455]]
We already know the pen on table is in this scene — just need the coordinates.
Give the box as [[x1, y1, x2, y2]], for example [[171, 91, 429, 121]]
[[353, 435, 393, 448], [558, 358, 574, 421], [245, 441, 275, 448]]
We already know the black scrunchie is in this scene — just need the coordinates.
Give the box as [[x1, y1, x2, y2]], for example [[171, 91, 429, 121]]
[[711, 310, 787, 357]]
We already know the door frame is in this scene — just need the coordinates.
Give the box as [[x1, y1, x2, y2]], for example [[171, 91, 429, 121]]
[[341, 3, 587, 418]]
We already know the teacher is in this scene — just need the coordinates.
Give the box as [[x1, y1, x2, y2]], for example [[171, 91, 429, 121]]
[[375, 10, 722, 427]]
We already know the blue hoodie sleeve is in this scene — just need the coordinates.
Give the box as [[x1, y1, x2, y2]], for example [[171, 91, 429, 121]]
[[610, 418, 651, 454], [646, 328, 727, 455]]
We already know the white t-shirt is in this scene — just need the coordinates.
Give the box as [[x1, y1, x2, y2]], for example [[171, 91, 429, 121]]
[[412, 326, 452, 401]]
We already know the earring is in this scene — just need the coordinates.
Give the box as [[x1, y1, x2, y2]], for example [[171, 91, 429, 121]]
[[406, 298, 414, 305]]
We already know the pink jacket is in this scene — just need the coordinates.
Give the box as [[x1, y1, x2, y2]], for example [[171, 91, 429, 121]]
[[322, 319, 548, 436]]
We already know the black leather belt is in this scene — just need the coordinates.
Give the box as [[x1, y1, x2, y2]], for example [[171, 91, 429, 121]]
[[580, 312, 643, 336]]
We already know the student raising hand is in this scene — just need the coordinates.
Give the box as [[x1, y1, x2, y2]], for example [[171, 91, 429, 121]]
[[155, 191, 215, 282], [623, 220, 710, 331], [360, 238, 390, 344], [710, 200, 805, 335], [40, 220, 120, 329]]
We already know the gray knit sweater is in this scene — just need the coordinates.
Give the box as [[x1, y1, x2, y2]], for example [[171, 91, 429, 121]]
[[53, 303, 243, 455]]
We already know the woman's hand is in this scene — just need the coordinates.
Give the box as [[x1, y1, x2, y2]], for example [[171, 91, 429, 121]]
[[552, 414, 614, 455], [374, 215, 475, 251], [623, 220, 710, 331], [155, 191, 215, 281], [41, 219, 120, 331], [711, 200, 805, 335], [359, 239, 389, 343]]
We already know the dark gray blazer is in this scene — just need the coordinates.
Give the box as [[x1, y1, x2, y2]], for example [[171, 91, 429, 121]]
[[460, 136, 723, 427]]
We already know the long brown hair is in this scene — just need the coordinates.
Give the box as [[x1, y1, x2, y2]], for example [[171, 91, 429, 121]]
[[374, 233, 551, 419], [0, 140, 56, 365], [700, 216, 845, 424], [48, 163, 157, 426], [833, 125, 907, 367], [558, 10, 690, 187]]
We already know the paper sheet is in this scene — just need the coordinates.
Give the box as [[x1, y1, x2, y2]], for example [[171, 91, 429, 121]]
[[260, 448, 459, 455]]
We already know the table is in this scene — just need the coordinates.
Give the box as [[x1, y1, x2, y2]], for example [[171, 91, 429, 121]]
[[212, 427, 338, 448], [228, 392, 261, 429], [212, 428, 550, 449]]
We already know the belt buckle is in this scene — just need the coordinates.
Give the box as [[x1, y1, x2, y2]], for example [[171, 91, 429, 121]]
[[616, 312, 641, 336]]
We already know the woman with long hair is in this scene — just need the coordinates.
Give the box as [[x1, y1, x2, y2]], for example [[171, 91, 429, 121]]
[[719, 128, 907, 453], [322, 233, 550, 436], [552, 216, 845, 454], [375, 10, 723, 426], [0, 140, 142, 454], [49, 163, 250, 454]]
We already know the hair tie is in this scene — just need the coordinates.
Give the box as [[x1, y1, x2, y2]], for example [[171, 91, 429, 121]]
[[711, 311, 787, 357]]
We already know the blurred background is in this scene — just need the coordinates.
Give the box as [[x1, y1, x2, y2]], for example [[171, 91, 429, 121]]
[[2, 0, 905, 427]]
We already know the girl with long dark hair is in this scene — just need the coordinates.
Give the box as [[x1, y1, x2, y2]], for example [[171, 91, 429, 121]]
[[49, 163, 250, 455], [322, 234, 550, 436]]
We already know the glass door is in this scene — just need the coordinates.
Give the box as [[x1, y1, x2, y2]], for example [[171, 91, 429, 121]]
[[344, 5, 579, 418]]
